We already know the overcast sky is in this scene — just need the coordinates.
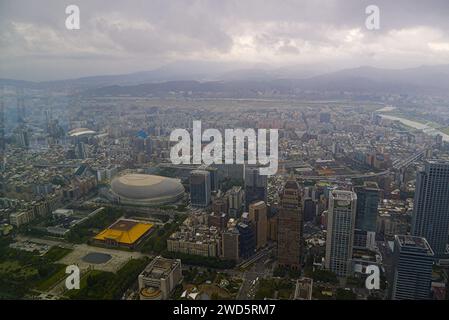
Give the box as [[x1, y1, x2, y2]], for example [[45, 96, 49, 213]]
[[1, 0, 449, 81]]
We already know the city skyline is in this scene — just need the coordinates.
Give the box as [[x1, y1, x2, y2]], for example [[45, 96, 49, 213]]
[[1, 0, 449, 306]]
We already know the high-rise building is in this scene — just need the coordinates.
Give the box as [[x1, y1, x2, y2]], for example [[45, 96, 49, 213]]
[[277, 180, 303, 270], [16, 127, 30, 149], [267, 208, 278, 241], [325, 190, 357, 277], [227, 186, 244, 217], [248, 201, 268, 249], [221, 228, 240, 262], [237, 222, 256, 259], [412, 160, 449, 256], [303, 198, 317, 222], [391, 235, 434, 300], [190, 170, 211, 207], [203, 165, 219, 191], [75, 141, 86, 159], [244, 165, 267, 210], [354, 181, 380, 233]]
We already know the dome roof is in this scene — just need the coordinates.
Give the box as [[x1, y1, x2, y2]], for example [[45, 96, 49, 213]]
[[68, 127, 97, 137], [111, 174, 184, 203]]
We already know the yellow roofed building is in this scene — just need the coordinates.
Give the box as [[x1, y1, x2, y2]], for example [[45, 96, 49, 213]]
[[94, 219, 153, 249]]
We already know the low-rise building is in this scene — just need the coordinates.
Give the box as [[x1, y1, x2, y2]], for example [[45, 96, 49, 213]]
[[138, 256, 182, 300]]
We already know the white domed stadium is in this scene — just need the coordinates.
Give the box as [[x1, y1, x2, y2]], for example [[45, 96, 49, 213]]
[[110, 173, 184, 206]]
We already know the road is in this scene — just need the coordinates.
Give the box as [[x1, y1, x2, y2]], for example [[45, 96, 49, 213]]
[[377, 240, 394, 299], [237, 248, 274, 300]]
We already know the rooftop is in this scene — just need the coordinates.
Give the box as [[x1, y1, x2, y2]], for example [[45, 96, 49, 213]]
[[94, 219, 153, 245], [140, 256, 180, 280], [395, 235, 434, 255], [331, 190, 357, 201]]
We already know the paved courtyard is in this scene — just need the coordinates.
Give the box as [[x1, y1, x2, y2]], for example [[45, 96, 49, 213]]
[[58, 243, 149, 273]]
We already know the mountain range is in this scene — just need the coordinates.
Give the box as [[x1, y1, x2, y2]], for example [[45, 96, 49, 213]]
[[2, 63, 449, 98]]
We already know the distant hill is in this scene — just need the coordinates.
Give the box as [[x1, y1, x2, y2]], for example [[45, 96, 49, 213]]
[[2, 64, 449, 98]]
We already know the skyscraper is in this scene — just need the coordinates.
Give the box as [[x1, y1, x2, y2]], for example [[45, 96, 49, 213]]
[[412, 160, 449, 256], [391, 235, 434, 300], [244, 165, 267, 211], [189, 170, 211, 207], [277, 180, 303, 270], [227, 186, 244, 217], [325, 190, 357, 277], [237, 222, 256, 259], [354, 181, 380, 233], [248, 201, 268, 249], [221, 228, 240, 262]]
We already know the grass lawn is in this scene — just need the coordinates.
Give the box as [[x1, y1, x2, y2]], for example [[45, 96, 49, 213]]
[[64, 269, 106, 299], [0, 260, 38, 278], [255, 278, 294, 300], [43, 246, 73, 262], [34, 264, 68, 291]]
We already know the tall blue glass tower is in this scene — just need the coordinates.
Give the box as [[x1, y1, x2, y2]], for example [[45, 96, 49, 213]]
[[412, 160, 449, 257]]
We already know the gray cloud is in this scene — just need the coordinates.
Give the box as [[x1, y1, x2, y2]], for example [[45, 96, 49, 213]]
[[1, 0, 449, 80]]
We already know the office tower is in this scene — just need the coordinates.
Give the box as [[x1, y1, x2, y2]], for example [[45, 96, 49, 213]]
[[198, 164, 218, 191], [354, 181, 380, 233], [75, 141, 86, 159], [325, 190, 357, 277], [205, 166, 219, 191], [221, 228, 240, 262], [216, 163, 244, 182], [16, 127, 30, 149], [244, 165, 267, 210], [267, 208, 278, 241], [391, 235, 434, 300], [44, 109, 52, 133], [227, 186, 244, 217], [277, 180, 303, 270], [237, 222, 256, 259], [412, 160, 449, 256], [189, 170, 211, 207], [248, 201, 268, 249], [303, 198, 317, 222]]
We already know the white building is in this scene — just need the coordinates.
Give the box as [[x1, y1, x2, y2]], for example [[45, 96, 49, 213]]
[[325, 190, 357, 277]]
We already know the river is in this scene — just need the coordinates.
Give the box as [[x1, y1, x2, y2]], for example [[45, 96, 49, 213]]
[[379, 114, 449, 142]]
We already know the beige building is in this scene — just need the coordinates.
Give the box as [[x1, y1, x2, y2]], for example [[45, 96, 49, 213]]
[[277, 180, 303, 270], [9, 211, 34, 227], [138, 256, 182, 300], [167, 238, 219, 257], [167, 225, 220, 257], [221, 228, 240, 261]]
